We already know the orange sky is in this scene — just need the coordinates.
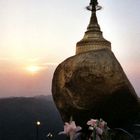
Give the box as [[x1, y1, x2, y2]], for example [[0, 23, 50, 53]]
[[0, 0, 139, 97]]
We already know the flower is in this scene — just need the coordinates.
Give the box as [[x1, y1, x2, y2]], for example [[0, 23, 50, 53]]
[[87, 118, 107, 131], [59, 121, 82, 140], [59, 118, 109, 140], [87, 119, 98, 127], [87, 119, 109, 140]]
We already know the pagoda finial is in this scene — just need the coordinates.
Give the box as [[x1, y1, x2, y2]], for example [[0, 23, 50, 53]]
[[86, 0, 102, 12], [86, 0, 102, 31]]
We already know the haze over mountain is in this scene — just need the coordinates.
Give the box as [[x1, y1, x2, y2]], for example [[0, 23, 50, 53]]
[[0, 62, 56, 97]]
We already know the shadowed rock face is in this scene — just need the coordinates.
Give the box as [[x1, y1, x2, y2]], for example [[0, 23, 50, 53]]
[[52, 49, 139, 128]]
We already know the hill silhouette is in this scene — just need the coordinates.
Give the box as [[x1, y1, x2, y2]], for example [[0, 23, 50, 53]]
[[0, 95, 66, 140], [0, 95, 139, 140]]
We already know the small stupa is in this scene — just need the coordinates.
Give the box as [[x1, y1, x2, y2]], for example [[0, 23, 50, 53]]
[[52, 0, 139, 128]]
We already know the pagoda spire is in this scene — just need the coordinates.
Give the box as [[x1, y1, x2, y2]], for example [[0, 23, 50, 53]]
[[76, 0, 111, 54], [86, 0, 101, 32]]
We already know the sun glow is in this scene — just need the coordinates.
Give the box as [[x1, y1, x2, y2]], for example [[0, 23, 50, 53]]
[[25, 65, 42, 74]]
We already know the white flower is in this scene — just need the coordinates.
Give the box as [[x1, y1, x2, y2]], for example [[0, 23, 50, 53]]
[[59, 121, 82, 140]]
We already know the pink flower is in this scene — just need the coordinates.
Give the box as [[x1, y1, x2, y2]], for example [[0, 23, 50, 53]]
[[87, 119, 108, 140], [87, 119, 98, 127], [59, 121, 82, 140]]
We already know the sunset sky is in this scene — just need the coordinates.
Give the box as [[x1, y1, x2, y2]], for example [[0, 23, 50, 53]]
[[0, 0, 140, 97]]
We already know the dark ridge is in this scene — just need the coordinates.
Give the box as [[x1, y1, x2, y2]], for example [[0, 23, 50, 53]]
[[0, 95, 139, 140], [0, 95, 66, 140]]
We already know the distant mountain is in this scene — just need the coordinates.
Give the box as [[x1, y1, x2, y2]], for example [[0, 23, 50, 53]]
[[0, 95, 66, 140], [0, 96, 139, 140]]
